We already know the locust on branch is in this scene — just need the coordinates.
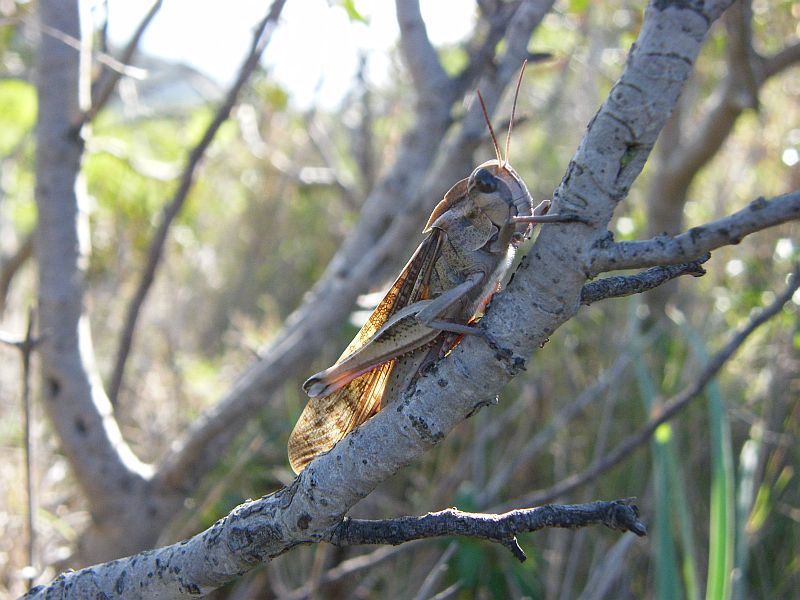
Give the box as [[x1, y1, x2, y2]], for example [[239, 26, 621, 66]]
[[288, 63, 580, 474]]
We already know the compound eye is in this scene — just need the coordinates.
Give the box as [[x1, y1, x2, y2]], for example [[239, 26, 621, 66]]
[[472, 168, 497, 194]]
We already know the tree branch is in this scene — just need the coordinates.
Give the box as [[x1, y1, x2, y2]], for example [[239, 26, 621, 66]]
[[23, 499, 644, 598], [590, 191, 800, 273], [35, 0, 153, 544], [660, 9, 800, 189], [395, 0, 450, 99], [79, 0, 163, 127], [580, 255, 709, 305], [0, 232, 33, 314], [504, 265, 799, 509], [329, 500, 647, 563], [763, 41, 800, 78], [108, 0, 286, 404]]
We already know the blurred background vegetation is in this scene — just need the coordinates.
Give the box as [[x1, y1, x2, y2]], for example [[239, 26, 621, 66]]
[[1, 0, 798, 598]]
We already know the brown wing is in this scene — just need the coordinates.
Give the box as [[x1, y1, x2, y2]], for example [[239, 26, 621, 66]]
[[288, 230, 444, 473], [339, 229, 443, 359], [288, 362, 393, 473]]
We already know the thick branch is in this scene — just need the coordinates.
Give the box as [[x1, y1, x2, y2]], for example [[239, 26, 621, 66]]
[[395, 0, 449, 98], [329, 500, 646, 562], [108, 0, 286, 403], [590, 192, 800, 273], [35, 0, 152, 532], [23, 499, 643, 598]]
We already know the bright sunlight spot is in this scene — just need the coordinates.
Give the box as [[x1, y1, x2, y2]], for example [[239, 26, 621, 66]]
[[615, 216, 635, 235], [654, 423, 672, 443], [715, 292, 731, 313], [781, 147, 799, 166], [774, 238, 794, 260], [725, 258, 745, 277]]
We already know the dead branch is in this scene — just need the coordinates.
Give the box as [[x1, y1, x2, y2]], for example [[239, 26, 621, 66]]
[[22, 498, 643, 599], [580, 255, 709, 305], [329, 500, 647, 562]]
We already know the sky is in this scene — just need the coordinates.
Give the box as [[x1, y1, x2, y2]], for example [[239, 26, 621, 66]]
[[104, 0, 476, 109]]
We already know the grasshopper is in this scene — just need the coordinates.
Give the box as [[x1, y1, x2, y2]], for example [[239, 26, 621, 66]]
[[288, 64, 578, 474]]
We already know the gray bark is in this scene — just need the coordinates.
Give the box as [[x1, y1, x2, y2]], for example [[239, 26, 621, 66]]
[[34, 0, 172, 562]]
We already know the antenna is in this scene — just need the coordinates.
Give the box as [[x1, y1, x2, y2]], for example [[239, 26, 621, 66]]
[[504, 59, 527, 166], [477, 90, 502, 165]]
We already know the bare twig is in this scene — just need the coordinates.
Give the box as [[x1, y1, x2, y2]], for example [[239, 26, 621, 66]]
[[0, 233, 33, 314], [591, 192, 800, 274], [413, 543, 458, 600], [80, 0, 163, 127], [507, 266, 800, 508], [23, 496, 644, 599], [329, 500, 647, 563], [284, 545, 416, 600], [36, 20, 145, 80], [108, 0, 286, 404], [21, 309, 36, 590], [580, 255, 709, 305], [2, 310, 43, 589]]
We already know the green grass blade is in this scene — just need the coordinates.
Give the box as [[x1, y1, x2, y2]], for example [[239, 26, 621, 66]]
[[634, 332, 682, 600], [732, 432, 762, 600], [680, 326, 735, 600]]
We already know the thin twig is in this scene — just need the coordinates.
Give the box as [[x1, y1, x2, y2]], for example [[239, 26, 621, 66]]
[[79, 0, 163, 127], [22, 308, 36, 590], [36, 21, 145, 80], [0, 233, 33, 314], [580, 255, 709, 305], [284, 544, 416, 600], [413, 542, 458, 600], [329, 499, 647, 563], [108, 0, 287, 404], [509, 266, 799, 508]]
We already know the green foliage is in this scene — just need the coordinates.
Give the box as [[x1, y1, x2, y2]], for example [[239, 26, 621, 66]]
[[0, 80, 35, 154], [339, 0, 368, 25]]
